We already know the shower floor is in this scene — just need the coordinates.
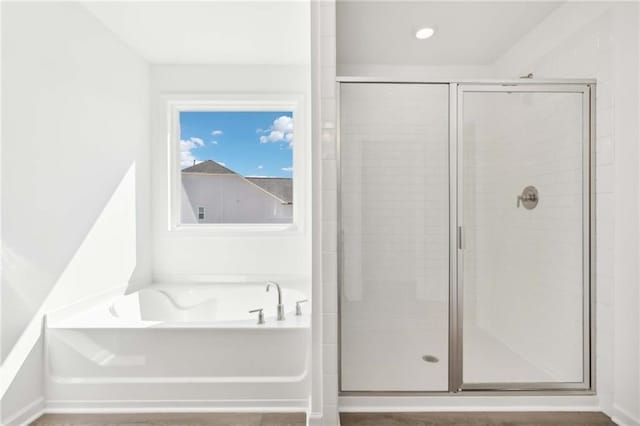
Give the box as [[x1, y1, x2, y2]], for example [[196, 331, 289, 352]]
[[341, 325, 551, 391], [463, 325, 554, 383]]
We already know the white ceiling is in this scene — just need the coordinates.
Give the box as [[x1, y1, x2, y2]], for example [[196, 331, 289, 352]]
[[337, 1, 562, 66], [80, 1, 310, 64]]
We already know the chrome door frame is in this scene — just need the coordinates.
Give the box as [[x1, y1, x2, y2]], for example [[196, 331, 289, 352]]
[[336, 78, 596, 396], [454, 83, 594, 393]]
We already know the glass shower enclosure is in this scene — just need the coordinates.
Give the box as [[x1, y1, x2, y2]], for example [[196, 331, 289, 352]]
[[338, 80, 594, 393]]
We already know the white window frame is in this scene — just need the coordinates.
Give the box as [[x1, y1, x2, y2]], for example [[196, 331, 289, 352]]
[[165, 93, 305, 234]]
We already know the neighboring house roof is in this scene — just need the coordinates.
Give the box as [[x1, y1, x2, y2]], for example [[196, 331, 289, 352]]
[[181, 160, 293, 204], [246, 177, 293, 204], [182, 160, 236, 174]]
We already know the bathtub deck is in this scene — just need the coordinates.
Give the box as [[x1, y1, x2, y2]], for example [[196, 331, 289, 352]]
[[31, 413, 305, 426]]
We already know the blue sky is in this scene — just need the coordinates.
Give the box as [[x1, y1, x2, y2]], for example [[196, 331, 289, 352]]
[[179, 111, 293, 178]]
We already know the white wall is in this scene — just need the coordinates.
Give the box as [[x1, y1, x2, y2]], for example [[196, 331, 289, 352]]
[[0, 2, 150, 423], [337, 64, 492, 80], [150, 64, 311, 281], [493, 2, 640, 423]]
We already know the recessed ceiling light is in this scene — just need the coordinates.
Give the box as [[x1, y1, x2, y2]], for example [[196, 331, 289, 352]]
[[415, 27, 435, 40]]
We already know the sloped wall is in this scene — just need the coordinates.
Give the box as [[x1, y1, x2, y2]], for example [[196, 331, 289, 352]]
[[1, 2, 150, 422]]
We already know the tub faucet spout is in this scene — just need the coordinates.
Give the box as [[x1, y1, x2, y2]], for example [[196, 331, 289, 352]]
[[266, 281, 285, 321]]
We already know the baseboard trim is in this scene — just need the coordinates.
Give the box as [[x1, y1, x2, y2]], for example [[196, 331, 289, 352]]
[[338, 395, 600, 413], [3, 397, 45, 426], [610, 404, 640, 426], [45, 398, 309, 413], [307, 411, 323, 426]]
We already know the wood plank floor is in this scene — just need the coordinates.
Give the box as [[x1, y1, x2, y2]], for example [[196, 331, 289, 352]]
[[30, 413, 305, 426], [30, 411, 617, 426], [339, 412, 616, 426]]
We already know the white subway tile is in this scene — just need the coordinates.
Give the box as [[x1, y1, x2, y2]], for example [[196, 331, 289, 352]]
[[322, 220, 337, 252], [596, 164, 614, 193], [323, 251, 338, 286], [323, 284, 338, 314], [321, 36, 336, 67], [319, 2, 336, 37], [322, 159, 337, 190], [321, 98, 337, 124], [322, 373, 338, 405], [322, 190, 338, 221], [323, 344, 338, 374], [321, 67, 337, 99], [322, 313, 338, 344], [322, 129, 337, 160]]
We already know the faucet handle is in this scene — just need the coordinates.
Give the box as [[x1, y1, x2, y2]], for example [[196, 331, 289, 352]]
[[249, 308, 265, 324], [295, 299, 308, 316]]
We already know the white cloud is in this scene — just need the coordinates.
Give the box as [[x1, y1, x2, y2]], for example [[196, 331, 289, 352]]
[[211, 140, 218, 145], [180, 150, 198, 168], [281, 167, 293, 172], [211, 130, 223, 136], [259, 115, 294, 147], [257, 165, 264, 169], [190, 137, 204, 147], [273, 116, 293, 133], [180, 137, 204, 168]]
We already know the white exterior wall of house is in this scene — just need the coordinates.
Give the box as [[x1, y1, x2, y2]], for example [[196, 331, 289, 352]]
[[181, 173, 292, 224]]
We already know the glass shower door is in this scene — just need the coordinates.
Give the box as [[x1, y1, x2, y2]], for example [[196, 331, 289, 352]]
[[458, 85, 591, 389], [340, 83, 450, 391]]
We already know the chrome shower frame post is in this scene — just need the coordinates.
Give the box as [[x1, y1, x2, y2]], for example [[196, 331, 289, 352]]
[[449, 82, 462, 392]]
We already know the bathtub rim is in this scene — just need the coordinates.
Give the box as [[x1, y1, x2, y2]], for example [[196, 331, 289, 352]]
[[46, 282, 311, 330]]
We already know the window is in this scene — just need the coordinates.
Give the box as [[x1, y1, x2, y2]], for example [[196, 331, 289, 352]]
[[167, 95, 304, 232]]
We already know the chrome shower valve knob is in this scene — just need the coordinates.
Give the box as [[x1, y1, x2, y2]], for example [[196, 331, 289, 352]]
[[517, 185, 539, 209]]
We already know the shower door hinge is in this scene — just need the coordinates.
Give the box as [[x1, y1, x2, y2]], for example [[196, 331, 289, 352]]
[[457, 226, 463, 250]]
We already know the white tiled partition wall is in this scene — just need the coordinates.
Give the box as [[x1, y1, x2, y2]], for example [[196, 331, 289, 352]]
[[310, 0, 340, 424]]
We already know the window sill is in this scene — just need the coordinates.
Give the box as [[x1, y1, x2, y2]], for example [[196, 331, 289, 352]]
[[169, 223, 303, 237]]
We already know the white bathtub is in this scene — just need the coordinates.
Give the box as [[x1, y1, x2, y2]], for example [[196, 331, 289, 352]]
[[45, 283, 311, 412]]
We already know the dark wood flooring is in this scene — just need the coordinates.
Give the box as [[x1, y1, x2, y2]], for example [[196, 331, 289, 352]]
[[30, 411, 617, 426], [340, 412, 616, 426]]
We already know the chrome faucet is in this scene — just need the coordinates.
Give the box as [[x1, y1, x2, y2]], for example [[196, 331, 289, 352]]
[[266, 281, 285, 321]]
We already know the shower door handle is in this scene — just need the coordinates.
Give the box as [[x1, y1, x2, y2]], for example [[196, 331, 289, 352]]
[[457, 226, 463, 250]]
